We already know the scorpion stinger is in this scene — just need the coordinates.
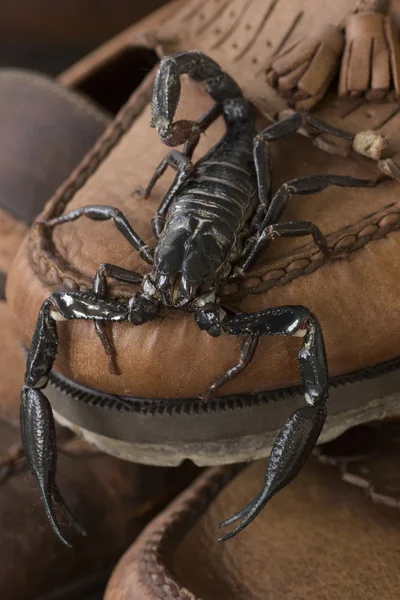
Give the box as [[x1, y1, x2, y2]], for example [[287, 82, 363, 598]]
[[25, 50, 381, 544]]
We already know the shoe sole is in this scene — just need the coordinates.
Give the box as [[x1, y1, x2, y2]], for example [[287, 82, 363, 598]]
[[45, 356, 400, 466]]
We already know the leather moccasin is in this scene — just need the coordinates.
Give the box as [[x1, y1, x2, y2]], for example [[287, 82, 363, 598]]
[[105, 421, 400, 600], [7, 0, 400, 471], [0, 69, 197, 600]]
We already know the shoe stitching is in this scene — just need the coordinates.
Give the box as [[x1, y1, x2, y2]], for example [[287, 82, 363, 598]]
[[29, 192, 400, 299], [139, 465, 243, 600], [27, 69, 156, 290]]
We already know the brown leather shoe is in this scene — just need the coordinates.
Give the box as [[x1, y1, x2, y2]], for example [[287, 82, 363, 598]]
[[0, 69, 197, 600], [6, 0, 400, 553], [105, 426, 400, 599]]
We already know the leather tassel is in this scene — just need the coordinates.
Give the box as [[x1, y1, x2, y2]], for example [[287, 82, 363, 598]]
[[339, 4, 400, 101], [266, 24, 344, 111]]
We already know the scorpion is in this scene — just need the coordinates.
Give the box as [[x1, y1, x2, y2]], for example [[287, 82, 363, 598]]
[[21, 51, 378, 546]]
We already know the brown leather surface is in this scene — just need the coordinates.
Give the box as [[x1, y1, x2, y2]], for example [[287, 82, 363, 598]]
[[266, 0, 400, 107], [0, 208, 26, 275], [267, 23, 345, 111], [158, 0, 400, 164], [339, 10, 400, 101], [0, 301, 25, 425], [60, 0, 400, 147], [105, 459, 400, 599]]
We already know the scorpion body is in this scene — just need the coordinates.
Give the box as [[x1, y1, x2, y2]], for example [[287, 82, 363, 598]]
[[153, 116, 258, 308], [21, 51, 378, 546]]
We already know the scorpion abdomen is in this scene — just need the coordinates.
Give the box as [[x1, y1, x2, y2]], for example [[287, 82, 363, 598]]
[[154, 125, 258, 288]]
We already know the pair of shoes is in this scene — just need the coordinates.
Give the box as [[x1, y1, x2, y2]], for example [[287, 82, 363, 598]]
[[0, 67, 197, 599], [106, 422, 400, 599], [6, 0, 400, 596]]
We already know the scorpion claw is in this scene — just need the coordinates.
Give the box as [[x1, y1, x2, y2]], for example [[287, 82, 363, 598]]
[[218, 404, 327, 541], [218, 495, 260, 529], [41, 487, 73, 548], [20, 386, 84, 547], [53, 488, 87, 537]]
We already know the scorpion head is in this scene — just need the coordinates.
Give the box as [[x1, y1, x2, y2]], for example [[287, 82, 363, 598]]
[[149, 218, 226, 309], [146, 271, 215, 310]]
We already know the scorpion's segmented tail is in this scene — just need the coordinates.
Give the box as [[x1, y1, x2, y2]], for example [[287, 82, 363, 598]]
[[21, 298, 87, 547], [151, 51, 243, 147]]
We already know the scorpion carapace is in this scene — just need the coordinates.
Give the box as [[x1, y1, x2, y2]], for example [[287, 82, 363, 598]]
[[22, 51, 378, 545]]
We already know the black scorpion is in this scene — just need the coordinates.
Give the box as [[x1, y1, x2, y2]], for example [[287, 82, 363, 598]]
[[21, 51, 378, 545]]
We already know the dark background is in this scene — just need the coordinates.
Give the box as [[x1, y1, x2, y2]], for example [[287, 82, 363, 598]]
[[0, 0, 167, 75]]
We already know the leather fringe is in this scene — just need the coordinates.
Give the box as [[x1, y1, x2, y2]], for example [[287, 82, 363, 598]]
[[266, 24, 344, 111], [267, 1, 400, 108], [339, 9, 400, 101]]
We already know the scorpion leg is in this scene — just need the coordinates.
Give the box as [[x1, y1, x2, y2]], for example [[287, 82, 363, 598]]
[[250, 117, 378, 231], [201, 335, 259, 401], [242, 220, 331, 272], [21, 297, 81, 546], [264, 173, 378, 226], [140, 104, 222, 238], [22, 290, 133, 545], [257, 111, 358, 147], [195, 304, 259, 399], [136, 150, 193, 200], [92, 263, 143, 374], [183, 103, 222, 158], [250, 136, 272, 231], [137, 150, 194, 239], [218, 305, 328, 541], [44, 205, 154, 264], [241, 172, 377, 272]]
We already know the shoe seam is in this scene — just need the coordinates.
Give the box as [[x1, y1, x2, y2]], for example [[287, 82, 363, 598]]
[[138, 465, 243, 600], [29, 184, 400, 299]]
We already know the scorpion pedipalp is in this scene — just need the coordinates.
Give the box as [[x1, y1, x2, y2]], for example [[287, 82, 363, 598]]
[[218, 307, 328, 540], [20, 387, 82, 547]]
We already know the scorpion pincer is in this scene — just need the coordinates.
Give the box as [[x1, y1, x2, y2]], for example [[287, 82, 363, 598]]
[[22, 51, 378, 544]]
